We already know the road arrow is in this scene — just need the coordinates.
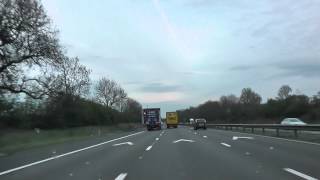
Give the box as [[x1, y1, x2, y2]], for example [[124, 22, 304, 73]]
[[112, 142, 134, 146], [232, 136, 254, 140], [173, 139, 195, 143]]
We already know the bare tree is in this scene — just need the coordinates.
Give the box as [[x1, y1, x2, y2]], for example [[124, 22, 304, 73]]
[[0, 0, 63, 99], [220, 94, 239, 105], [278, 85, 292, 100], [239, 88, 262, 105], [122, 98, 141, 112], [53, 56, 91, 97], [95, 77, 127, 108]]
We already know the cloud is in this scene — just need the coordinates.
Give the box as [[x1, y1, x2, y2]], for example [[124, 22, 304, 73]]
[[229, 65, 255, 71], [136, 92, 184, 103], [180, 70, 214, 76], [139, 82, 182, 93], [184, 0, 245, 9], [184, 0, 214, 8], [272, 60, 320, 78]]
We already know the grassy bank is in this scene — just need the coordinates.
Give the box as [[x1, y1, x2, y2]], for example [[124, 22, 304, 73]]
[[0, 123, 142, 155]]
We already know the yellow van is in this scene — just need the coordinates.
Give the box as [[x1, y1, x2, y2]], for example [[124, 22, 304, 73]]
[[166, 112, 178, 128]]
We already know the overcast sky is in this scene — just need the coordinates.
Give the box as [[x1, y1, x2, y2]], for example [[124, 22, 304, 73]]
[[42, 0, 320, 115]]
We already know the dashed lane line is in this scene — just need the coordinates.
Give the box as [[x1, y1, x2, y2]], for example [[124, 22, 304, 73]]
[[221, 143, 231, 147]]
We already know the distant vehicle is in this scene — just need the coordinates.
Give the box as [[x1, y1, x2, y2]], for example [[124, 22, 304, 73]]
[[142, 108, 162, 131], [189, 118, 194, 125], [281, 118, 306, 125], [166, 112, 178, 128], [194, 118, 207, 130]]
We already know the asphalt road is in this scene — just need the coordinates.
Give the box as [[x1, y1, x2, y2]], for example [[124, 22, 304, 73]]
[[0, 126, 319, 180]]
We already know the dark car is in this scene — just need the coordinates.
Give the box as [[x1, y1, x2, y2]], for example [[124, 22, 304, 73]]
[[194, 118, 207, 130]]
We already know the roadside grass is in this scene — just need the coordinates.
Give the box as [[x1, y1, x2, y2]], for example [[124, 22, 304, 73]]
[[0, 123, 142, 155]]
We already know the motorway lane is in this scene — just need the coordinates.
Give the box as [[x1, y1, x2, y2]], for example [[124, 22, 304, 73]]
[[127, 127, 312, 180], [0, 130, 158, 180], [0, 127, 319, 180], [198, 128, 320, 179], [0, 130, 146, 172]]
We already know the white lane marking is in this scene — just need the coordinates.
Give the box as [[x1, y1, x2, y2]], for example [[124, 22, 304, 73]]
[[203, 136, 208, 138], [194, 132, 197, 135], [115, 173, 128, 180], [269, 146, 274, 150], [160, 134, 162, 136], [146, 146, 152, 151], [0, 131, 144, 176], [138, 156, 143, 159], [284, 168, 318, 180], [245, 152, 251, 156], [214, 129, 320, 146], [69, 173, 73, 177], [112, 142, 134, 146], [221, 143, 231, 147], [232, 136, 254, 140], [156, 138, 159, 141], [173, 139, 195, 143]]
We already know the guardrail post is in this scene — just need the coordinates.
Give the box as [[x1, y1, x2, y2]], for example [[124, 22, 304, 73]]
[[276, 129, 279, 137], [242, 127, 245, 131], [251, 127, 254, 133], [262, 128, 265, 134], [225, 126, 228, 130], [294, 129, 298, 138]]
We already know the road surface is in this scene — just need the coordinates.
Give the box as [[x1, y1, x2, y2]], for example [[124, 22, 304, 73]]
[[0, 126, 319, 180]]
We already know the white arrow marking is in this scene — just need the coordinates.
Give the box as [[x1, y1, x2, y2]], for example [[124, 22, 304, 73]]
[[232, 136, 254, 140], [173, 139, 195, 143], [112, 142, 134, 146], [115, 173, 128, 180]]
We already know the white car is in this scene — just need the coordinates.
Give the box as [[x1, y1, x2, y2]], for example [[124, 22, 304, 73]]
[[281, 118, 306, 125], [189, 118, 194, 125]]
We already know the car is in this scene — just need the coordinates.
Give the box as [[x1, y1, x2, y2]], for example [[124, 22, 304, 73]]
[[194, 118, 207, 130], [280, 118, 306, 125], [189, 118, 194, 125]]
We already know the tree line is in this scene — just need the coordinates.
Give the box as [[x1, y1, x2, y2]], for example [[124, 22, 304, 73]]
[[178, 85, 320, 124], [0, 0, 142, 129]]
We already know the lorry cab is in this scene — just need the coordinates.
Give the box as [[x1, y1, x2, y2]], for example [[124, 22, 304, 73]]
[[143, 108, 162, 131]]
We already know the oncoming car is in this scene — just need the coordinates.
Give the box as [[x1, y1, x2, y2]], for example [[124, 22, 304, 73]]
[[194, 118, 207, 130], [280, 118, 306, 125]]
